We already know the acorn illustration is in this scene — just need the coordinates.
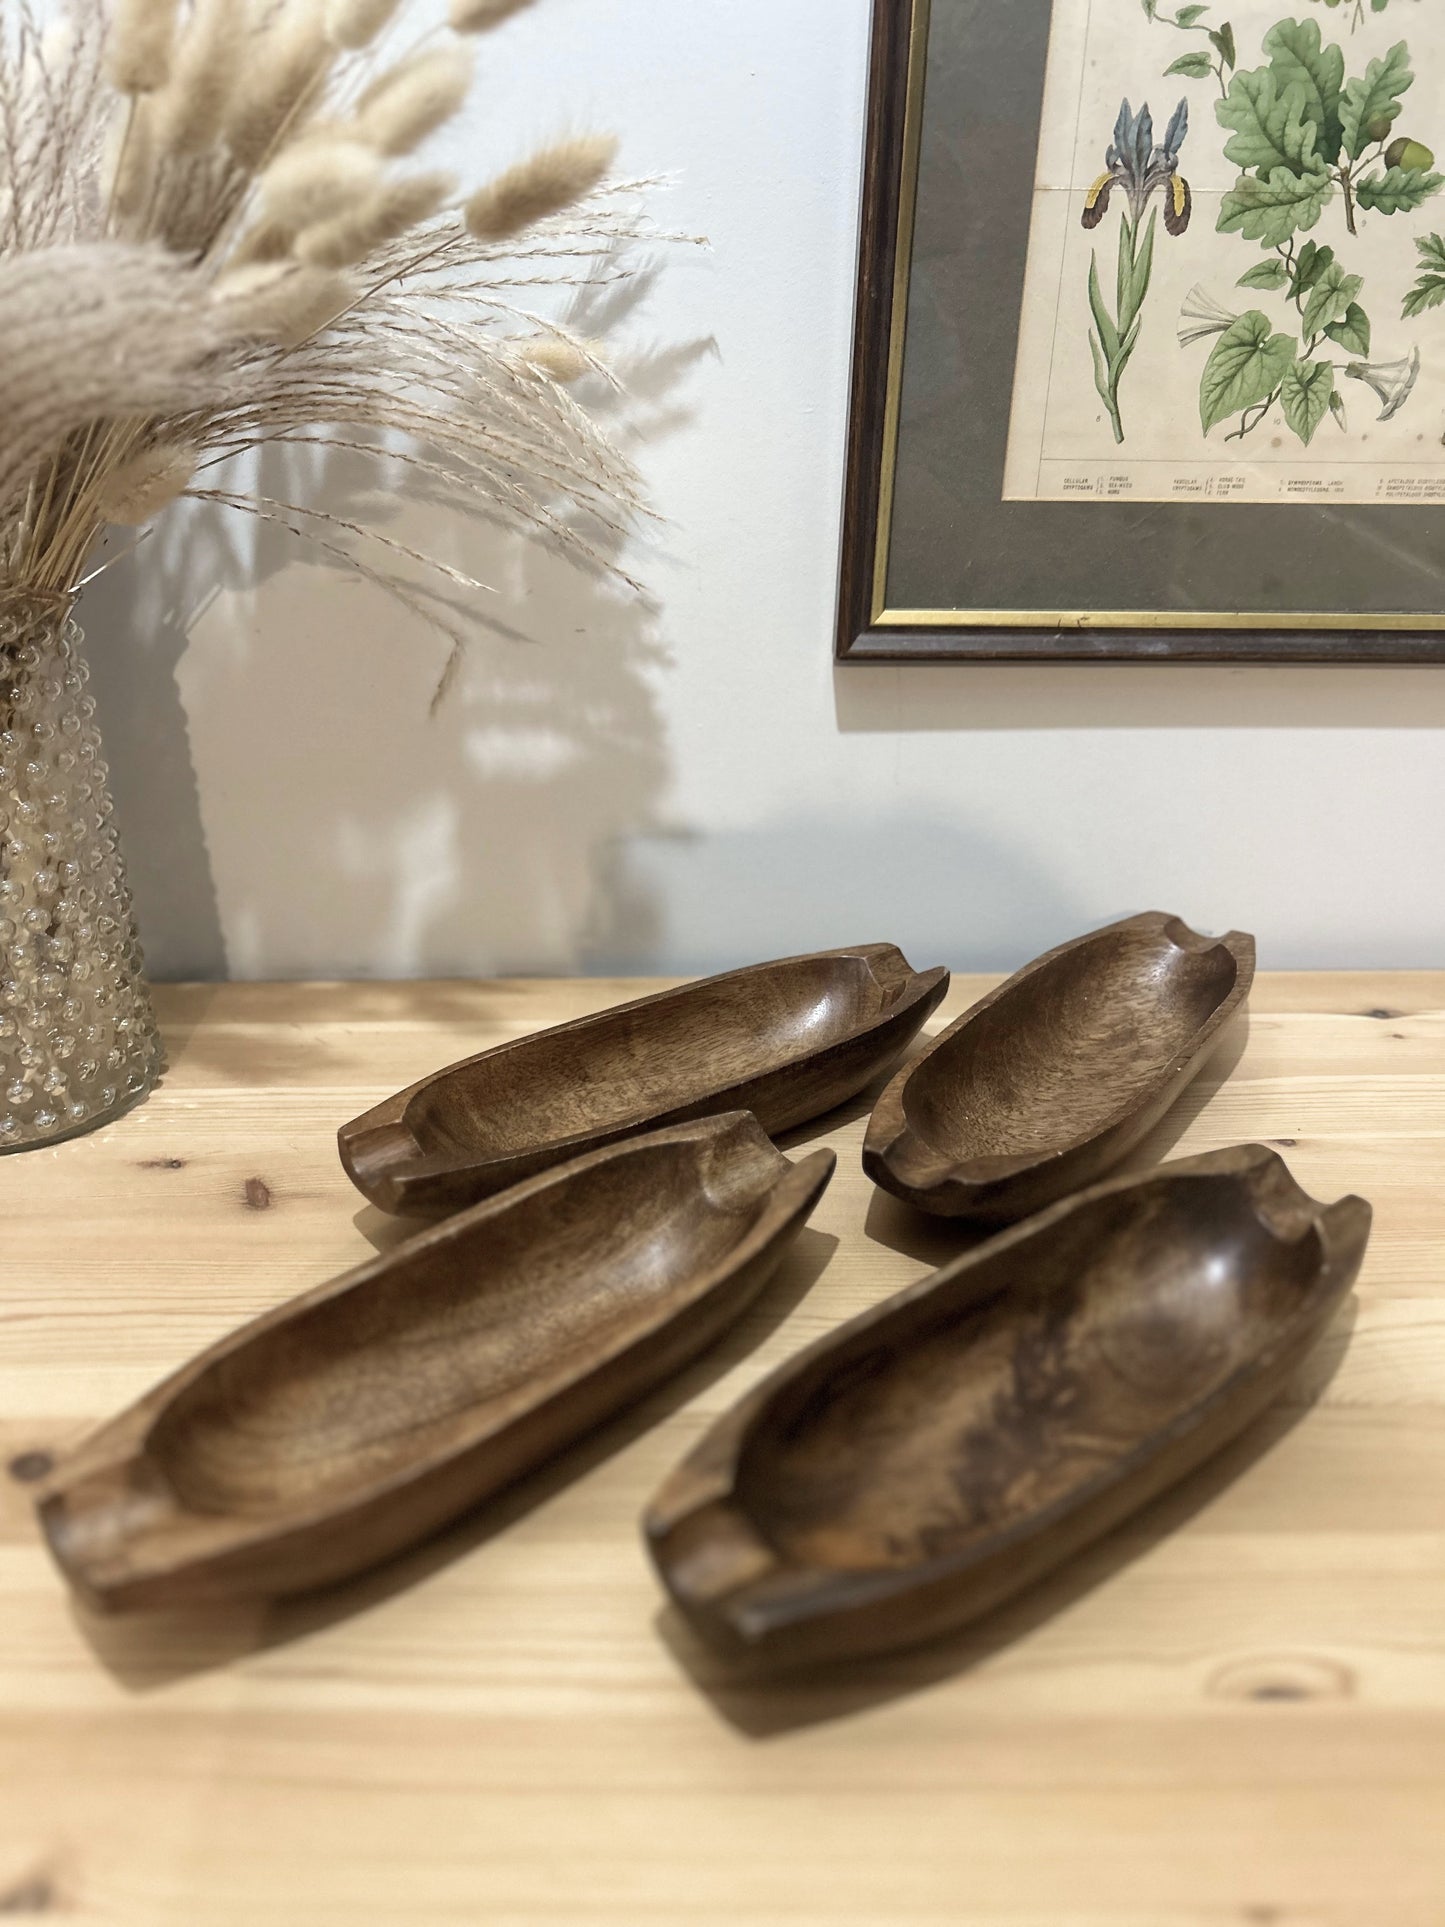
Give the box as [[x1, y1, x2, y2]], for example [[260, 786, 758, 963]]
[[1385, 136, 1436, 172]]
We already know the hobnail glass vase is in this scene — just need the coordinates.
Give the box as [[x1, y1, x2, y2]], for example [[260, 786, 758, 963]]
[[0, 593, 162, 1150]]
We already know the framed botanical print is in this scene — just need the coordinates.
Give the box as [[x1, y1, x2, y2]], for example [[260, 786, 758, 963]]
[[837, 0, 1445, 662]]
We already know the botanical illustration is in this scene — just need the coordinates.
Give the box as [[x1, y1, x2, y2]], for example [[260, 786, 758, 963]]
[[1143, 0, 1238, 98], [1306, 0, 1417, 32], [1403, 230, 1445, 312], [1178, 16, 1438, 440], [1083, 99, 1193, 439], [1003, 0, 1445, 504], [1146, 3, 1424, 100], [1213, 22, 1439, 243]]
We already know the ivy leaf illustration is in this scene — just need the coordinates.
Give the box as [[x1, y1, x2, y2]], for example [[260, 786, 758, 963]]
[[1237, 257, 1289, 289], [1324, 302, 1371, 354], [1291, 238, 1335, 295], [1141, 0, 1160, 17], [1219, 161, 1333, 244], [1340, 42, 1412, 161], [1302, 259, 1364, 336], [1199, 310, 1297, 433], [1217, 68, 1319, 174], [1262, 18, 1344, 166], [1168, 51, 1215, 79], [1176, 4, 1210, 22], [1355, 166, 1444, 214], [1281, 358, 1334, 445], [1209, 23, 1237, 69]]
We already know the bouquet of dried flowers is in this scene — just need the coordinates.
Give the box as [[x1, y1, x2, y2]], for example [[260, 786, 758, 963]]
[[0, 0, 663, 1153], [0, 0, 659, 677]]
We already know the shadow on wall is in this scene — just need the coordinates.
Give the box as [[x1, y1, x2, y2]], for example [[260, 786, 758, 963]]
[[81, 297, 709, 983], [604, 812, 1084, 976], [833, 658, 1445, 733], [83, 539, 230, 980]]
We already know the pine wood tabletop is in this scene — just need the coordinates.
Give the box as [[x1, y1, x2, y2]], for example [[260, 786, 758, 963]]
[[4, 973, 1444, 1925]]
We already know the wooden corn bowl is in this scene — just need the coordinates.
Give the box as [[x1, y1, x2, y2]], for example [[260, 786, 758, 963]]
[[341, 943, 947, 1216], [41, 1114, 835, 1613], [646, 1144, 1368, 1671], [864, 912, 1254, 1223]]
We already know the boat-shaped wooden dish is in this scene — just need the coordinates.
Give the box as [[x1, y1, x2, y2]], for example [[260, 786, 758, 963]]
[[647, 1144, 1368, 1670], [40, 1113, 835, 1613], [341, 943, 947, 1217], [864, 912, 1254, 1224]]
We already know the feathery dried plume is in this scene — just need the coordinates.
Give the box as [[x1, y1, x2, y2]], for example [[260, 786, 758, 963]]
[[153, 0, 245, 156], [326, 0, 404, 50], [465, 133, 617, 241], [96, 442, 198, 524], [522, 336, 599, 383], [259, 139, 381, 230], [224, 1, 329, 171], [105, 0, 182, 96], [105, 96, 157, 220], [0, 0, 678, 675], [229, 217, 298, 267], [451, 0, 537, 31], [214, 262, 355, 346], [296, 169, 453, 267], [0, 243, 234, 520], [354, 47, 473, 157]]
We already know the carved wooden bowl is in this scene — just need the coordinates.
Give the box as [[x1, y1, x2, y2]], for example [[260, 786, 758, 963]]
[[342, 943, 947, 1216], [864, 912, 1254, 1223], [647, 1144, 1368, 1670], [41, 1114, 835, 1612]]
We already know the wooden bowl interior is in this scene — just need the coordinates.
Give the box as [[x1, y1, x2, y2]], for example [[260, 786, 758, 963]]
[[406, 954, 891, 1156], [901, 924, 1240, 1163], [147, 1136, 780, 1519], [733, 1174, 1321, 1575]]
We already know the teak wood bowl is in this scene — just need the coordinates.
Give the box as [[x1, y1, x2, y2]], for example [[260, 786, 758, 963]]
[[340, 943, 947, 1217], [863, 912, 1254, 1224], [646, 1144, 1369, 1671], [39, 1114, 835, 1613]]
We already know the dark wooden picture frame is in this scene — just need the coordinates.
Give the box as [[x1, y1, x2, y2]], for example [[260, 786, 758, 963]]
[[836, 0, 1445, 666]]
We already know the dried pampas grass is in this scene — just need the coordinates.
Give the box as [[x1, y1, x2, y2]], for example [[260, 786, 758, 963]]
[[104, 0, 179, 95], [154, 0, 242, 154], [466, 133, 617, 241], [450, 0, 537, 32], [0, 0, 686, 687], [522, 335, 600, 384], [223, 3, 328, 171], [259, 139, 382, 229], [295, 166, 454, 267], [95, 440, 197, 524], [355, 47, 473, 156], [326, 0, 402, 51]]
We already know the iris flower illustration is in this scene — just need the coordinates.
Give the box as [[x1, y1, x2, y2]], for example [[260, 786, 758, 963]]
[[1084, 98, 1193, 238], [1083, 98, 1192, 443]]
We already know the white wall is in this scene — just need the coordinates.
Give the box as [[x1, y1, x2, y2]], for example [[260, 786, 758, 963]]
[[86, 0, 1445, 980]]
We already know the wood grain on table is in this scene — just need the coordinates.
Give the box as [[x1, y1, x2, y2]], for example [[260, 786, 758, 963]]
[[3, 974, 1444, 1925]]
